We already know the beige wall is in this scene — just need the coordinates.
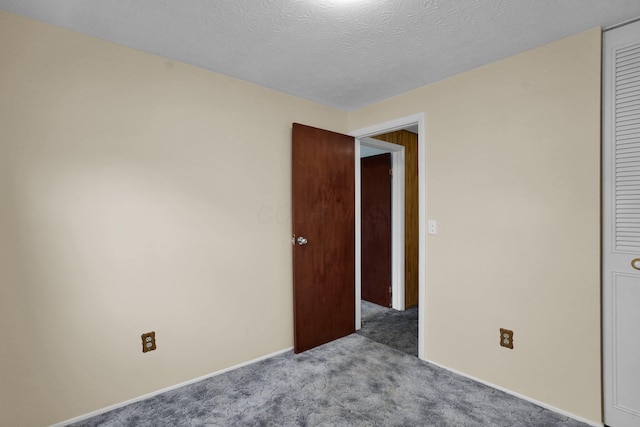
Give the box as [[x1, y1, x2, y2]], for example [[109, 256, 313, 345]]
[[349, 28, 602, 423], [0, 10, 346, 426]]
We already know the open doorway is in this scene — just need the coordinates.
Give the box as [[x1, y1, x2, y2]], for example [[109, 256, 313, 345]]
[[358, 131, 418, 357], [351, 113, 426, 360]]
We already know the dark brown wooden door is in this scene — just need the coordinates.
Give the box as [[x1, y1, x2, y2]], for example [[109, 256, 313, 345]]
[[292, 123, 355, 353], [361, 153, 392, 307]]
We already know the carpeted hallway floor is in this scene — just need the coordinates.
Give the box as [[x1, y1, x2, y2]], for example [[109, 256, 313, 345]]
[[357, 300, 418, 357], [69, 309, 589, 426]]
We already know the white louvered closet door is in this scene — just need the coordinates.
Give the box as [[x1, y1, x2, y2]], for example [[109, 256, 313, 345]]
[[604, 19, 640, 427]]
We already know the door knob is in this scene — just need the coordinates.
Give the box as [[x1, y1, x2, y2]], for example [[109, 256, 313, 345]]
[[296, 236, 308, 246], [632, 258, 640, 270]]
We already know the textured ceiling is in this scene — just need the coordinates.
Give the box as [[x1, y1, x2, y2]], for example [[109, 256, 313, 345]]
[[2, 0, 640, 111]]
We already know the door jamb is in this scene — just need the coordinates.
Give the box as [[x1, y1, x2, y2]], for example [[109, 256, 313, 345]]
[[358, 137, 406, 312], [350, 113, 427, 361]]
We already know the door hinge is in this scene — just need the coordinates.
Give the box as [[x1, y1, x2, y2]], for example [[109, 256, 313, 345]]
[[389, 168, 393, 176]]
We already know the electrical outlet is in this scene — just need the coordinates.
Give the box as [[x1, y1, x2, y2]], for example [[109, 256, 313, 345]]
[[141, 331, 156, 353], [500, 328, 513, 349]]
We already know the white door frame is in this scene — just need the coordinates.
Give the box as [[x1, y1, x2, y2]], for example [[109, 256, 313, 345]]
[[358, 137, 406, 312], [350, 112, 427, 361]]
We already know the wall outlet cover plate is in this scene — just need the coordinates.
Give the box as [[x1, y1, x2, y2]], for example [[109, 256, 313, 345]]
[[500, 328, 513, 349], [141, 331, 156, 353]]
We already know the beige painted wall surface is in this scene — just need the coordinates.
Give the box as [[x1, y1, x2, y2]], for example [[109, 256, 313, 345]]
[[349, 28, 602, 423], [0, 10, 346, 427]]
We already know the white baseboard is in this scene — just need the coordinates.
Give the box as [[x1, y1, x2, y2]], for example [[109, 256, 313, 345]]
[[51, 347, 293, 427], [425, 359, 604, 427]]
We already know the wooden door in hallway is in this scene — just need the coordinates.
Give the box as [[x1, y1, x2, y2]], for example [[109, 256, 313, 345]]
[[292, 123, 355, 353], [372, 130, 419, 308], [361, 153, 392, 307]]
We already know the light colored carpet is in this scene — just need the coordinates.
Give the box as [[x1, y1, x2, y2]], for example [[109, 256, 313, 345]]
[[69, 334, 589, 426]]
